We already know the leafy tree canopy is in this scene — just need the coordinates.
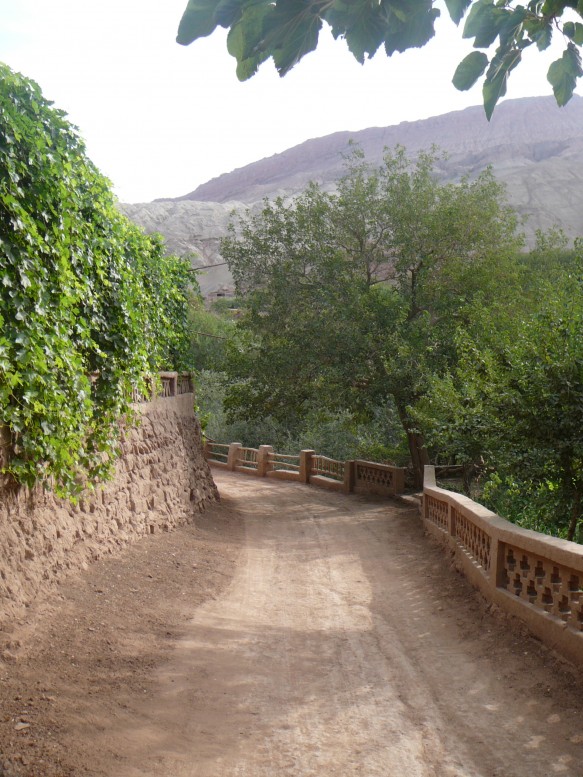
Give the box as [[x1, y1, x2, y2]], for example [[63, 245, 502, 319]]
[[220, 145, 524, 486], [176, 0, 583, 118], [415, 249, 583, 540]]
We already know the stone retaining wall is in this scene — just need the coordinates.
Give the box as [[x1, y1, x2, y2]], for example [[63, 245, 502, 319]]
[[0, 394, 218, 627]]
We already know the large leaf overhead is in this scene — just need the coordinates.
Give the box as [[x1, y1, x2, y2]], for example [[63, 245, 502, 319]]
[[326, 1, 388, 63], [177, 0, 223, 44], [262, 1, 324, 76], [548, 43, 583, 105], [452, 50, 488, 90], [226, 3, 272, 80], [176, 0, 583, 117], [444, 0, 473, 25]]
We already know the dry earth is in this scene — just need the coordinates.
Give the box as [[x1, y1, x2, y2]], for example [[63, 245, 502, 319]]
[[1, 470, 583, 776]]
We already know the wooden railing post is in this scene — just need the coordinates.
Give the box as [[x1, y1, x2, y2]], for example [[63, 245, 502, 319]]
[[299, 450, 315, 484], [227, 443, 242, 471], [257, 445, 274, 477]]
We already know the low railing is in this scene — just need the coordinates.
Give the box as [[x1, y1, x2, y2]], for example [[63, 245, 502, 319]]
[[177, 373, 194, 395], [423, 465, 583, 666], [130, 372, 194, 403], [269, 452, 300, 473], [131, 379, 153, 404], [236, 446, 259, 471], [203, 441, 405, 497], [311, 455, 345, 482], [355, 459, 405, 496], [204, 440, 230, 466]]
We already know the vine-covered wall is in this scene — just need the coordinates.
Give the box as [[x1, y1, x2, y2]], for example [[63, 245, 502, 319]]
[[0, 64, 195, 497]]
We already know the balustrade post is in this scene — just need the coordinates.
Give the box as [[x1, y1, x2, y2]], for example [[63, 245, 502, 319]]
[[343, 460, 355, 494], [423, 465, 436, 521], [392, 467, 405, 495], [257, 445, 274, 477], [227, 443, 242, 471], [299, 450, 315, 484], [490, 535, 507, 589]]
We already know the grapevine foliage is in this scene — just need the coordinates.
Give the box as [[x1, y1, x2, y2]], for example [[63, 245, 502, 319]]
[[0, 64, 194, 496]]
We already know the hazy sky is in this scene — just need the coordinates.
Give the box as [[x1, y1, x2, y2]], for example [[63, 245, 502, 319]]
[[0, 1, 575, 203]]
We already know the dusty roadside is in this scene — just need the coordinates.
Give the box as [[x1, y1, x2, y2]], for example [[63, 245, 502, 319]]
[[0, 499, 243, 777]]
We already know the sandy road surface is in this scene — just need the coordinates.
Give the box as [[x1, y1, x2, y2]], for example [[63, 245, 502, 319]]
[[2, 470, 583, 776]]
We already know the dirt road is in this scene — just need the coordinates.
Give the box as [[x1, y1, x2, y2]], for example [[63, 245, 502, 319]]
[[2, 471, 583, 776]]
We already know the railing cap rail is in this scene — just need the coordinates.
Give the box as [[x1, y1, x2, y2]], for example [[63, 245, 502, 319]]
[[356, 459, 402, 470], [424, 473, 583, 568], [313, 454, 342, 464]]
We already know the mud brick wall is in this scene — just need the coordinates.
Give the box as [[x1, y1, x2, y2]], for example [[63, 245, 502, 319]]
[[0, 394, 218, 626]]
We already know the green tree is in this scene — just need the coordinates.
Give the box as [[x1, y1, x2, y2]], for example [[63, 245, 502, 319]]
[[417, 259, 583, 540], [416, 242, 583, 539], [187, 295, 237, 372], [177, 0, 583, 118], [221, 146, 523, 486]]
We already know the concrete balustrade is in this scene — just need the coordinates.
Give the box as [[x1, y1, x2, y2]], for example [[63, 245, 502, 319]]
[[204, 441, 406, 498], [423, 465, 583, 666]]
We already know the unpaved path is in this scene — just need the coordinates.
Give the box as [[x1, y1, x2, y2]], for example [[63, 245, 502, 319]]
[[2, 471, 583, 776]]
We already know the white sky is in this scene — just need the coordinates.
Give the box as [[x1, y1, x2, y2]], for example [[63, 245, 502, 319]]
[[0, 1, 574, 203]]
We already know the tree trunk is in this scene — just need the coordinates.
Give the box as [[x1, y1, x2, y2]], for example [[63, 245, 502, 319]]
[[396, 404, 430, 490], [567, 489, 581, 542], [408, 431, 430, 490]]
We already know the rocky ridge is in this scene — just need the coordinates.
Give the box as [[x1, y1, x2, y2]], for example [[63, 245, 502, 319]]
[[121, 96, 583, 294]]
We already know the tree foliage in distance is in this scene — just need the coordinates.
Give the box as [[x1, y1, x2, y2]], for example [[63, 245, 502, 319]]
[[221, 145, 523, 487], [177, 0, 583, 118], [0, 64, 196, 496], [415, 248, 583, 541], [187, 296, 237, 373]]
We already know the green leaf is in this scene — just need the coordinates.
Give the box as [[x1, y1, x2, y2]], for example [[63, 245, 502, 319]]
[[326, 1, 387, 63], [177, 0, 253, 45], [499, 6, 527, 46], [524, 17, 552, 51], [384, 0, 439, 55], [463, 0, 508, 48], [563, 21, 583, 45], [215, 0, 248, 28], [177, 0, 226, 45], [548, 43, 583, 106], [262, 1, 323, 77], [444, 0, 473, 25], [227, 3, 271, 80], [483, 46, 522, 119], [453, 51, 489, 90]]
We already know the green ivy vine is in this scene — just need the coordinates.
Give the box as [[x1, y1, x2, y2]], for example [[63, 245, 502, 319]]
[[0, 64, 195, 497]]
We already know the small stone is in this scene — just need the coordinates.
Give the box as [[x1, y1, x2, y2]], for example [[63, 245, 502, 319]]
[[14, 722, 30, 731]]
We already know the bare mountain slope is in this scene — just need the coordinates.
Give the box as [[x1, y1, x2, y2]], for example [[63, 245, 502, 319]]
[[175, 95, 583, 209], [122, 96, 583, 293]]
